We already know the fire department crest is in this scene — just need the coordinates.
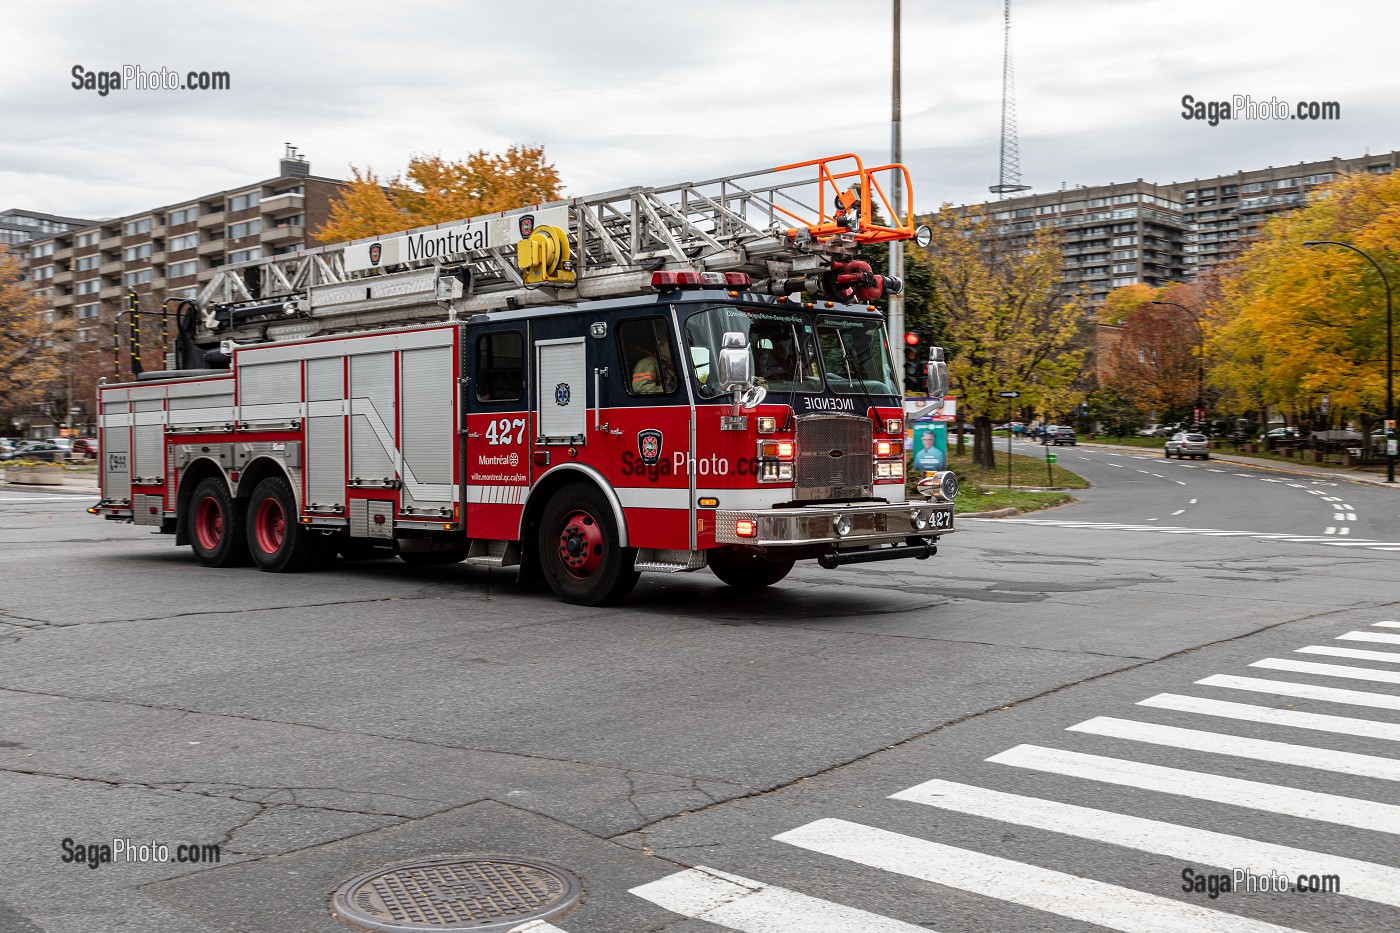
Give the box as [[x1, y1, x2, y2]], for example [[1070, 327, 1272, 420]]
[[554, 382, 571, 406], [368, 243, 382, 266], [518, 214, 535, 239], [637, 429, 662, 466]]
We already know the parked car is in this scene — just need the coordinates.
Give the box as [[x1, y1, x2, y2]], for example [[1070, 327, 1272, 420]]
[[1046, 425, 1077, 446], [69, 437, 99, 459], [1165, 431, 1210, 459], [0, 441, 67, 463]]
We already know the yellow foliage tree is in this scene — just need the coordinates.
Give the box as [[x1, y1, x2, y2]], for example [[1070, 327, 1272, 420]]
[[316, 146, 564, 244], [0, 246, 67, 427], [1209, 170, 1400, 428], [914, 207, 1086, 469]]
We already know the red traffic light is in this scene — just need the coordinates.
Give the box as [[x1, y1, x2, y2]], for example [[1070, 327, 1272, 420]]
[[904, 332, 919, 346]]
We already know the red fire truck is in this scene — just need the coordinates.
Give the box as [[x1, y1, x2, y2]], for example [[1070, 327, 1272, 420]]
[[93, 154, 956, 604]]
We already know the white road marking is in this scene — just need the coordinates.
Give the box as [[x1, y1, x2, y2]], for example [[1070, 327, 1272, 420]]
[[1334, 513, 1352, 521], [1341, 504, 1355, 511], [975, 518, 1400, 552], [1323, 496, 1342, 501], [1171, 510, 1185, 516], [891, 778, 1400, 910], [1175, 480, 1187, 485], [1138, 692, 1400, 743], [1374, 621, 1400, 628], [1189, 498, 1198, 504], [1298, 645, 1400, 664], [1108, 463, 1124, 468], [1137, 469, 1151, 474], [1239, 473, 1259, 477], [1197, 673, 1400, 712], [1338, 527, 1351, 535], [1251, 657, 1400, 686], [1178, 464, 1198, 469], [1338, 630, 1400, 646], [1150, 473, 1164, 478], [1206, 468, 1227, 472], [1259, 478, 1284, 483], [629, 866, 928, 932], [988, 744, 1400, 834], [1068, 716, 1400, 782], [776, 818, 1307, 933], [1325, 527, 1338, 535], [1288, 483, 1307, 488]]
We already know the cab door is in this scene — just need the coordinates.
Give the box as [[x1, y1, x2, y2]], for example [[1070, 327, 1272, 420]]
[[463, 323, 530, 539]]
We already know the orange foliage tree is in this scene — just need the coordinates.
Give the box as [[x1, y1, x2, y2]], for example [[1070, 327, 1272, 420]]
[[0, 246, 67, 430], [316, 147, 564, 244]]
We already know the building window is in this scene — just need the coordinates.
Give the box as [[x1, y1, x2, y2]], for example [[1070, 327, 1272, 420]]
[[29, 241, 55, 259], [77, 327, 95, 343], [228, 247, 261, 264], [122, 218, 153, 236], [75, 279, 100, 295], [75, 255, 100, 271], [168, 206, 199, 226], [167, 233, 199, 251], [228, 219, 262, 239], [77, 303, 99, 319], [123, 269, 153, 286], [228, 191, 261, 212], [75, 230, 100, 247], [123, 243, 153, 261], [1369, 164, 1393, 174], [1303, 173, 1334, 185], [32, 265, 54, 280], [167, 260, 198, 278], [475, 331, 525, 402]]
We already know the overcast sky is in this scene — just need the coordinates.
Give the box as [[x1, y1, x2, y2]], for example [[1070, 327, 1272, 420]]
[[4, 0, 1399, 222]]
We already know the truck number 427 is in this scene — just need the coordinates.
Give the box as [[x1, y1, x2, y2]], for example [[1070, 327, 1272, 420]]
[[484, 418, 527, 446]]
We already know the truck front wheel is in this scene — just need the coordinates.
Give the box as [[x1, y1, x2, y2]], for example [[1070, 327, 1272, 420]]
[[538, 484, 638, 606], [708, 548, 796, 589], [188, 477, 250, 568], [246, 475, 322, 573]]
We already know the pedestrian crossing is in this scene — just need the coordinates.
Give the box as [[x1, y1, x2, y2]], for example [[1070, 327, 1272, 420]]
[[623, 619, 1400, 931]]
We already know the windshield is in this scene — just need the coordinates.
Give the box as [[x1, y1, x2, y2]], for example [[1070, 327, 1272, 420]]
[[684, 306, 823, 399], [815, 315, 900, 395]]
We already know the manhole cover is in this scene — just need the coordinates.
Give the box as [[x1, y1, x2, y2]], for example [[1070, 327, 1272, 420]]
[[331, 856, 580, 933]]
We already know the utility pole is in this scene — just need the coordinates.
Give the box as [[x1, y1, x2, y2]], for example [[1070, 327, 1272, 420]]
[[888, 0, 904, 350]]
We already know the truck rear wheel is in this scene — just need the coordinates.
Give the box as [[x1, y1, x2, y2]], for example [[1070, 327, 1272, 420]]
[[708, 548, 795, 589], [189, 477, 250, 568], [246, 475, 320, 573], [538, 484, 638, 606]]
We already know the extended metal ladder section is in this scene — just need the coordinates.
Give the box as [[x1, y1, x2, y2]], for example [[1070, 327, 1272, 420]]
[[196, 154, 915, 346]]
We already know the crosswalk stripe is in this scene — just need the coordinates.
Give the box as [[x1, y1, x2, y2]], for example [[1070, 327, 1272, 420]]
[[1138, 693, 1400, 743], [776, 818, 1306, 933], [1374, 621, 1400, 628], [988, 744, 1400, 834], [1338, 630, 1400, 646], [508, 923, 570, 933], [1068, 716, 1400, 782], [1251, 657, 1400, 686], [1197, 674, 1400, 712], [891, 778, 1400, 909], [628, 866, 928, 932], [1298, 645, 1400, 664]]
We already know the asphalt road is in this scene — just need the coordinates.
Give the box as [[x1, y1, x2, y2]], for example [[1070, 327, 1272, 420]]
[[1, 455, 1398, 933]]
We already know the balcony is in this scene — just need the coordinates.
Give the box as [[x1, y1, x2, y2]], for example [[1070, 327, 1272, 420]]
[[99, 232, 122, 251], [51, 292, 75, 309], [99, 259, 122, 276], [261, 192, 304, 217], [261, 224, 303, 246], [197, 210, 226, 230], [197, 239, 225, 257], [100, 283, 125, 300], [53, 245, 74, 262]]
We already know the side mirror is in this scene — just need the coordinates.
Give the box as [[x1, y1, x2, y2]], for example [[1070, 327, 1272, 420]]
[[717, 331, 753, 390], [925, 346, 949, 405]]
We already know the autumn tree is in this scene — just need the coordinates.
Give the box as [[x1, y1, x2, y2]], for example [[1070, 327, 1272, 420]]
[[913, 207, 1086, 469], [1209, 169, 1400, 433], [0, 246, 67, 431], [1099, 282, 1208, 422], [316, 146, 564, 243]]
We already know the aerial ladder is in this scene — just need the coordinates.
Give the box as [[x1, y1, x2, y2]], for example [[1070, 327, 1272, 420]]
[[174, 154, 928, 365]]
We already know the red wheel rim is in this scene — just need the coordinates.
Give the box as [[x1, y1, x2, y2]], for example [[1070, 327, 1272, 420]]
[[556, 510, 604, 579], [194, 496, 223, 551], [254, 496, 286, 555]]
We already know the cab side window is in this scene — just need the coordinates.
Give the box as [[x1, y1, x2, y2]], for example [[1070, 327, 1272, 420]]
[[475, 331, 524, 402], [617, 318, 678, 396]]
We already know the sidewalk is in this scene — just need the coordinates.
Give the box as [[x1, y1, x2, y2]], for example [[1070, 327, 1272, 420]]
[[1080, 441, 1399, 490], [0, 469, 100, 495]]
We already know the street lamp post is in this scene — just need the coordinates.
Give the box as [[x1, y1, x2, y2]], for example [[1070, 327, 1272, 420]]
[[1302, 240, 1395, 483], [1150, 300, 1205, 426]]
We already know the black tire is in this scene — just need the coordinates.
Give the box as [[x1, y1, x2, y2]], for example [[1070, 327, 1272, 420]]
[[1164, 449, 1172, 458], [708, 548, 796, 590], [1201, 453, 1209, 460], [537, 484, 638, 606], [246, 475, 319, 572], [399, 547, 469, 566], [188, 477, 251, 567]]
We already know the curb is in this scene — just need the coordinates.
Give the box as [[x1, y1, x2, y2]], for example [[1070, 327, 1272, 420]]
[[957, 507, 1020, 518]]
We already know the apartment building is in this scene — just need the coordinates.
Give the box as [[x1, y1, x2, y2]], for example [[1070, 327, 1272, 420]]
[[22, 153, 345, 346], [956, 149, 1399, 303], [1, 209, 95, 247]]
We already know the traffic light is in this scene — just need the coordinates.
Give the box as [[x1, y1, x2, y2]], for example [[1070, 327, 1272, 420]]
[[903, 332, 926, 393]]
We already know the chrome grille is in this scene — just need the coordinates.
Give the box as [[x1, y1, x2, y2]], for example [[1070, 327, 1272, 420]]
[[794, 414, 873, 499]]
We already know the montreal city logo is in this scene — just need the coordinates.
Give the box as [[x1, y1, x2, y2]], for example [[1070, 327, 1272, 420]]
[[368, 243, 382, 266], [638, 429, 663, 466], [519, 214, 535, 239]]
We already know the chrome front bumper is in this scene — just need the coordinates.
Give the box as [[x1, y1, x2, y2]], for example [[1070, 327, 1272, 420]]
[[714, 501, 955, 546]]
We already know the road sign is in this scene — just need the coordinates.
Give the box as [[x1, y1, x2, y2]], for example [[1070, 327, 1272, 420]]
[[1046, 453, 1057, 464], [998, 390, 1020, 398]]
